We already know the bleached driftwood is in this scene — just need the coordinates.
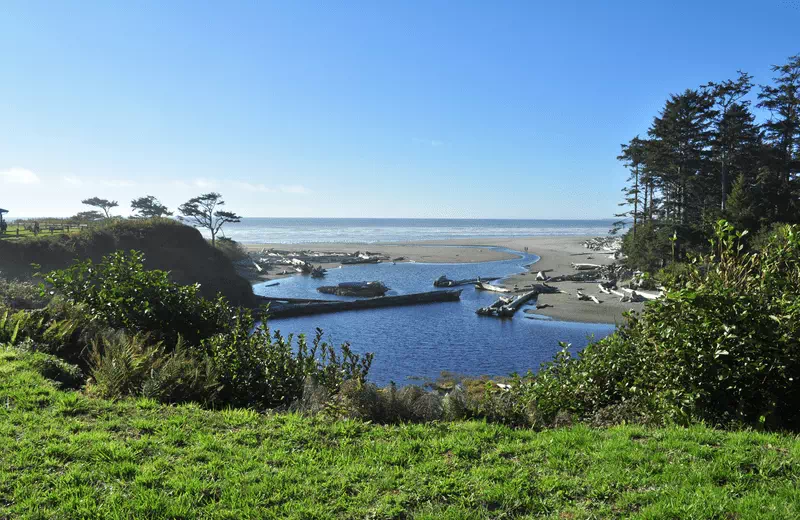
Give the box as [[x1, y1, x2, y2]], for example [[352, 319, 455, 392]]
[[576, 290, 602, 304], [474, 281, 511, 293], [621, 288, 661, 300], [536, 271, 547, 281], [547, 271, 602, 282], [253, 261, 263, 273], [571, 263, 603, 270]]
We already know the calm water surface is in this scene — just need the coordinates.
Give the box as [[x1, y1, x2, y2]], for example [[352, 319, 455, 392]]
[[254, 247, 615, 385]]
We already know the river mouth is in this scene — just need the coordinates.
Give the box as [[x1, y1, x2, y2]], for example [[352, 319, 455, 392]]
[[253, 247, 615, 386]]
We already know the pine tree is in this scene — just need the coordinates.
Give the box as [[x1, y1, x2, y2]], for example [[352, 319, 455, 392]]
[[758, 54, 800, 221]]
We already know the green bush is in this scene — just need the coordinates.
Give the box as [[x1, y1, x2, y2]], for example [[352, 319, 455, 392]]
[[42, 250, 235, 346], [206, 320, 373, 409], [0, 278, 49, 309], [88, 330, 217, 402], [514, 220, 800, 430]]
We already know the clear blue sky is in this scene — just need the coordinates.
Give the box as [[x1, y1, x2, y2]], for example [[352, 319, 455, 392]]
[[2, 1, 798, 219]]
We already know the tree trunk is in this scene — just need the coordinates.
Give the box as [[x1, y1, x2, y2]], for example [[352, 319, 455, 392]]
[[633, 163, 639, 238], [721, 158, 727, 211]]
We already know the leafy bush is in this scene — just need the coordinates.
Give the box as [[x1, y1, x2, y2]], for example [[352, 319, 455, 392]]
[[206, 321, 373, 409], [42, 250, 235, 346], [0, 278, 49, 309], [513, 220, 800, 430], [1, 300, 108, 370], [33, 252, 374, 410]]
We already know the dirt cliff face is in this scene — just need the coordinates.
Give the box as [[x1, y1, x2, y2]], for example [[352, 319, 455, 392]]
[[0, 219, 256, 307]]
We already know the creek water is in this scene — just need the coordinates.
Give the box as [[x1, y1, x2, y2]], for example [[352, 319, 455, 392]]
[[253, 247, 615, 386]]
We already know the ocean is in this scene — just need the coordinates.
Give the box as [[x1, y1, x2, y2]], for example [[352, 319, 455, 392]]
[[215, 218, 616, 244]]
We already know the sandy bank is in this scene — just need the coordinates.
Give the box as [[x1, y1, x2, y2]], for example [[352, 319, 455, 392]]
[[242, 236, 643, 324]]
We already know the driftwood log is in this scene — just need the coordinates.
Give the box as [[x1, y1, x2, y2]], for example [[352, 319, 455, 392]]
[[265, 290, 462, 318], [474, 281, 510, 293], [576, 290, 602, 304], [318, 281, 389, 297], [571, 263, 604, 270]]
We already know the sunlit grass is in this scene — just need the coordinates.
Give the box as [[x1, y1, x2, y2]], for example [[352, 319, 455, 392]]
[[1, 346, 799, 518]]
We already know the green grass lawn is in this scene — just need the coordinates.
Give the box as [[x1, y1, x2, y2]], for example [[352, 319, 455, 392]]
[[2, 347, 799, 519]]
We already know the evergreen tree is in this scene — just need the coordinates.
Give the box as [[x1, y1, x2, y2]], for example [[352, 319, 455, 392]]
[[758, 54, 800, 221]]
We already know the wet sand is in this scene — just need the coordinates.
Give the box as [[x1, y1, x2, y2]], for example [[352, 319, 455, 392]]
[[243, 236, 643, 324]]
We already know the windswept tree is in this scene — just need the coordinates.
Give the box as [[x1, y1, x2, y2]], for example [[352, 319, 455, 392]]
[[131, 195, 172, 218], [81, 197, 118, 218], [178, 193, 241, 246]]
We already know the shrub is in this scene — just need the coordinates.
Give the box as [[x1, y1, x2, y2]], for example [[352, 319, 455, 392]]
[[215, 237, 249, 262], [0, 278, 49, 309], [515, 221, 800, 430], [206, 320, 373, 410], [42, 250, 235, 346], [88, 330, 217, 402], [0, 300, 104, 368]]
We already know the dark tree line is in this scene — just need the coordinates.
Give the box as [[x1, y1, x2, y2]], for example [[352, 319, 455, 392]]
[[617, 54, 800, 270]]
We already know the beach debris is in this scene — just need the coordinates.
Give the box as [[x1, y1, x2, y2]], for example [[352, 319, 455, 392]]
[[576, 290, 602, 304], [248, 248, 389, 272], [317, 281, 389, 297], [392, 257, 405, 262], [547, 271, 603, 282], [621, 287, 661, 301], [341, 252, 383, 264], [263, 281, 279, 287], [434, 275, 500, 287], [476, 284, 559, 317], [477, 290, 539, 317], [310, 266, 327, 278], [263, 289, 462, 318], [571, 262, 604, 270], [536, 271, 548, 281], [583, 236, 623, 252], [474, 281, 510, 293]]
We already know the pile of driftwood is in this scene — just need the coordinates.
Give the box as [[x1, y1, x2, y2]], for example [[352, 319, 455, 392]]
[[247, 248, 389, 274], [474, 281, 510, 293], [341, 252, 383, 265], [477, 283, 562, 318], [583, 236, 623, 252], [318, 281, 389, 297], [597, 282, 662, 303], [434, 275, 500, 287]]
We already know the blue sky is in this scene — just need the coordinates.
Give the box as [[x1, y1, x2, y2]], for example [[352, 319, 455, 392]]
[[1, 1, 798, 219]]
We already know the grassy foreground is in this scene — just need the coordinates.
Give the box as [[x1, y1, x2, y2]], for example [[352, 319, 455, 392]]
[[2, 349, 799, 519]]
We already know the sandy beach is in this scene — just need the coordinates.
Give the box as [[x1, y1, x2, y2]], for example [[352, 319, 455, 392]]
[[242, 236, 643, 324]]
